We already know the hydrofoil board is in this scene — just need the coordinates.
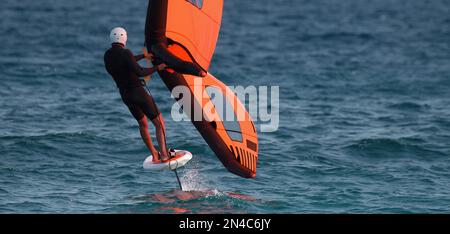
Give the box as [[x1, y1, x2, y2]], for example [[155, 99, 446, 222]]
[[143, 149, 192, 171]]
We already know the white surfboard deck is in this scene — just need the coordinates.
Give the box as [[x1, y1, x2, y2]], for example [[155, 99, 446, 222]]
[[143, 149, 192, 171]]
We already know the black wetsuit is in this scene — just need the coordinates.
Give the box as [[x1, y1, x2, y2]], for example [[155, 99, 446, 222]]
[[104, 43, 160, 120]]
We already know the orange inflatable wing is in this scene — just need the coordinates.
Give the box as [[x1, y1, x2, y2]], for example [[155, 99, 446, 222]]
[[145, 0, 259, 178]]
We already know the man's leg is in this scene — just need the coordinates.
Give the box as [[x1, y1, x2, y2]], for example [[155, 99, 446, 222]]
[[138, 116, 160, 162], [151, 113, 169, 161]]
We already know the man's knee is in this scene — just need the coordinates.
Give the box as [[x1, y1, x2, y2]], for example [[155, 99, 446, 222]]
[[151, 114, 163, 129], [138, 116, 149, 129]]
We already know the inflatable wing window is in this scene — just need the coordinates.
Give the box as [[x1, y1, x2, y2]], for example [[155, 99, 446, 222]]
[[186, 0, 203, 8]]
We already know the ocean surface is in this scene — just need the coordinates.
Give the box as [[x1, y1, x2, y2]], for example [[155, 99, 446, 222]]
[[1, 0, 450, 213]]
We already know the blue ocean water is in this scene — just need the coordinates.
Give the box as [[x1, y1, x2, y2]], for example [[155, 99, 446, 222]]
[[1, 0, 450, 213]]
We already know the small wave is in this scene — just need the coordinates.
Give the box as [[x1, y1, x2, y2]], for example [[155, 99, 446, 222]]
[[0, 131, 110, 157], [299, 32, 375, 42], [0, 188, 9, 194], [0, 131, 105, 144], [3, 201, 50, 213], [344, 137, 446, 160], [387, 102, 428, 111]]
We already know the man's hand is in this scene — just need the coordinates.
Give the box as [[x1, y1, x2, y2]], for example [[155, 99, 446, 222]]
[[142, 47, 153, 59], [144, 52, 153, 60], [157, 63, 168, 71]]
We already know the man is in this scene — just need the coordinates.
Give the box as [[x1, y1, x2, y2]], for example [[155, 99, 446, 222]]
[[104, 27, 170, 163]]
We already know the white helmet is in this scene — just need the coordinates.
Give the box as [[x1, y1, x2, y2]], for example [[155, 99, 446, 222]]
[[110, 27, 127, 46]]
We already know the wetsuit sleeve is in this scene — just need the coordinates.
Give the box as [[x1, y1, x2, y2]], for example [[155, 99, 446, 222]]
[[134, 54, 145, 61], [151, 43, 203, 76], [124, 50, 157, 77]]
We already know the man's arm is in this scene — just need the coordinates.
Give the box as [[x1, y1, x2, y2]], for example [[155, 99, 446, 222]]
[[125, 50, 157, 77], [134, 54, 146, 61]]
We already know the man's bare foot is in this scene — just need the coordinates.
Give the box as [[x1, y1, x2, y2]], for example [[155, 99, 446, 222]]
[[152, 158, 161, 163], [152, 151, 160, 163], [160, 156, 170, 163]]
